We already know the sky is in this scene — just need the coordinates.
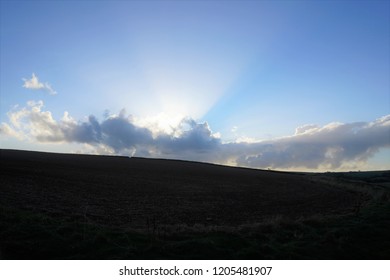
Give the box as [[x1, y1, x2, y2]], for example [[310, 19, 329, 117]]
[[0, 0, 389, 171]]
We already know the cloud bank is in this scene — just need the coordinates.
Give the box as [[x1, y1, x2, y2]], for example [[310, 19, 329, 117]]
[[1, 100, 389, 170], [22, 73, 57, 95]]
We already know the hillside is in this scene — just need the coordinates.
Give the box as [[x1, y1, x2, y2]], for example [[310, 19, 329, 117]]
[[1, 149, 389, 259]]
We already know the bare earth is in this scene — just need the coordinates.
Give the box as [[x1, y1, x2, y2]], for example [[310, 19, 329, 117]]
[[0, 149, 367, 231]]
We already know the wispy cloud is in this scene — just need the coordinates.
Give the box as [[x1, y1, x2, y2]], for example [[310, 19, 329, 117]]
[[22, 73, 57, 95], [1, 100, 389, 171]]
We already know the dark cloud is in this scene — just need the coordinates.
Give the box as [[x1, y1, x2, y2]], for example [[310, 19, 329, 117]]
[[63, 115, 102, 143], [1, 101, 389, 170], [156, 118, 221, 155], [100, 116, 154, 152]]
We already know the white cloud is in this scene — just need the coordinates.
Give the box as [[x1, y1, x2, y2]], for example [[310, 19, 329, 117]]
[[2, 100, 390, 171], [22, 73, 57, 95], [232, 116, 390, 170], [1, 100, 64, 142], [234, 136, 258, 143], [0, 122, 23, 139], [294, 124, 319, 135]]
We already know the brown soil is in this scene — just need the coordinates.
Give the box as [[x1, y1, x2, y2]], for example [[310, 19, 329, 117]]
[[0, 149, 365, 230]]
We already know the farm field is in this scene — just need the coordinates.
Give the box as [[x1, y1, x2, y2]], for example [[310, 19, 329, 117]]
[[1, 149, 389, 259]]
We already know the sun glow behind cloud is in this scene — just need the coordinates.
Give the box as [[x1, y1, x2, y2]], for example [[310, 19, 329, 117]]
[[133, 112, 185, 136], [132, 39, 252, 120], [119, 1, 274, 121]]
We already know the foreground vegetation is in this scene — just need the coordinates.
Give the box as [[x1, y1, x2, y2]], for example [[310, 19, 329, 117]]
[[1, 199, 389, 259]]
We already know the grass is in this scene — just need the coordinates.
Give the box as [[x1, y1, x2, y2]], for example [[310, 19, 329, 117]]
[[1, 201, 389, 259]]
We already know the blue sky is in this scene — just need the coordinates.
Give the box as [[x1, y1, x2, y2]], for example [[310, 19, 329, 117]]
[[1, 0, 389, 171]]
